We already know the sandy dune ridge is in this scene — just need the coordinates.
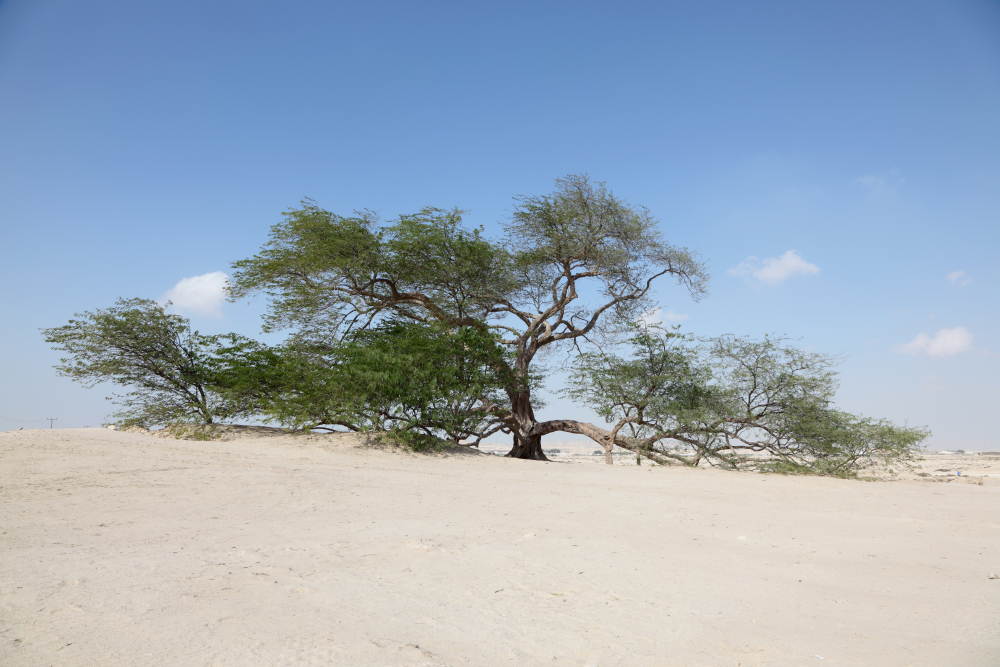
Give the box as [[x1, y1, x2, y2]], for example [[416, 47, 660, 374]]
[[1, 427, 997, 666]]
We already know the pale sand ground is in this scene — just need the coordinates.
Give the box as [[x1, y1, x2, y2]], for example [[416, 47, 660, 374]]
[[1, 428, 997, 667]]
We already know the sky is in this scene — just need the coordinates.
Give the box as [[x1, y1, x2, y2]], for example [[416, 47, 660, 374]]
[[1, 0, 998, 450]]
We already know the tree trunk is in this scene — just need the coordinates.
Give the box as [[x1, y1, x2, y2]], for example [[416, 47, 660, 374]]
[[504, 382, 549, 460], [506, 433, 549, 460], [605, 443, 613, 465]]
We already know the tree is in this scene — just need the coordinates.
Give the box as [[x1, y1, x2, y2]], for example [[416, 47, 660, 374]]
[[41, 298, 257, 427], [567, 326, 929, 476], [43, 177, 926, 475], [229, 175, 709, 459]]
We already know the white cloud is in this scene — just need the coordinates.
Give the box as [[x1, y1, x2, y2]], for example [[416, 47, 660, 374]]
[[892, 327, 973, 357], [161, 271, 230, 318], [946, 270, 972, 286], [727, 250, 820, 286], [640, 308, 690, 325]]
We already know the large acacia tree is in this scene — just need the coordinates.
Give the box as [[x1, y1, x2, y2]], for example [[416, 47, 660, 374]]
[[229, 175, 708, 459]]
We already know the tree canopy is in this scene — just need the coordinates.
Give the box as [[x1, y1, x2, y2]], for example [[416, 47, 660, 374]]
[[229, 175, 709, 458]]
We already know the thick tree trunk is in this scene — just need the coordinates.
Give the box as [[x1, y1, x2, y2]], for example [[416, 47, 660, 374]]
[[506, 433, 549, 460], [504, 380, 550, 460]]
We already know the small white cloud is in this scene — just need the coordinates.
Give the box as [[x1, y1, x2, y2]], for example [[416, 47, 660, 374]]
[[161, 271, 230, 318], [727, 250, 820, 286], [640, 308, 690, 325], [946, 270, 972, 286], [892, 327, 973, 357]]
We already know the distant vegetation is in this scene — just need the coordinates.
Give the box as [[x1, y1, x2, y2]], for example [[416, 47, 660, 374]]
[[42, 175, 928, 476]]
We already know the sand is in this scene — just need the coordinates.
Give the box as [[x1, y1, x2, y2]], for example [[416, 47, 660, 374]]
[[1, 428, 997, 666]]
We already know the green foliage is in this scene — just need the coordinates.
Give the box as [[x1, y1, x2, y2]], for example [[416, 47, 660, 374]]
[[566, 328, 714, 431], [42, 298, 514, 445], [569, 325, 929, 476], [337, 321, 514, 442], [211, 321, 515, 444], [161, 423, 224, 441], [41, 298, 257, 427], [228, 204, 517, 338]]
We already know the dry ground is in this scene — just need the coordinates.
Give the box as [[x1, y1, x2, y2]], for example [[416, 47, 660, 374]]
[[1, 428, 997, 666]]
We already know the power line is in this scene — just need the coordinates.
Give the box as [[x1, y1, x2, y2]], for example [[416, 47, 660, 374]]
[[46, 418, 58, 429], [0, 416, 47, 422]]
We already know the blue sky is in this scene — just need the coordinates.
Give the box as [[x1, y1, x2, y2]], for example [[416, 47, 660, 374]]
[[1, 0, 997, 449]]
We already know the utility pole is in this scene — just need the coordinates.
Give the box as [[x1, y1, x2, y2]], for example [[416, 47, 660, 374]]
[[46, 418, 57, 429]]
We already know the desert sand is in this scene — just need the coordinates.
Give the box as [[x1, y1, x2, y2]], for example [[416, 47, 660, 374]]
[[1, 427, 997, 666]]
